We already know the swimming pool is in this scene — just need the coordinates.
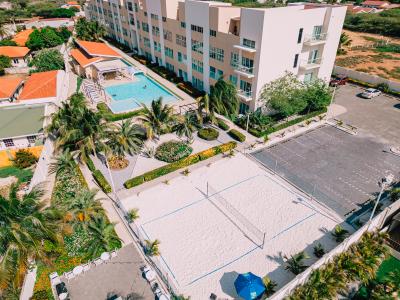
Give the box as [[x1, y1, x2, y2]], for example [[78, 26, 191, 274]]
[[105, 74, 178, 113]]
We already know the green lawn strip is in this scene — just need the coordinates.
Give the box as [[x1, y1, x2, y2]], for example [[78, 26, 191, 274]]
[[376, 255, 400, 281], [0, 166, 33, 183], [97, 102, 144, 122]]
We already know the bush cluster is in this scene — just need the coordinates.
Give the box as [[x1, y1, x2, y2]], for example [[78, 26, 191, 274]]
[[97, 103, 144, 121], [197, 128, 219, 141], [228, 129, 246, 142], [13, 149, 38, 169], [216, 118, 230, 131], [124, 142, 237, 188], [92, 170, 112, 193], [177, 82, 205, 98], [155, 141, 193, 163]]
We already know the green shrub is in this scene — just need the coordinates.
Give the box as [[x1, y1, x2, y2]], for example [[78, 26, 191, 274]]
[[124, 142, 237, 188], [86, 157, 96, 172], [216, 118, 230, 131], [228, 129, 246, 142], [13, 149, 38, 169], [177, 82, 205, 98], [97, 102, 144, 121], [197, 127, 219, 141], [92, 170, 112, 193], [248, 128, 263, 138], [155, 141, 193, 163]]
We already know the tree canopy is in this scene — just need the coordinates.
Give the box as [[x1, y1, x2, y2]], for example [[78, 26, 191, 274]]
[[75, 18, 107, 42], [0, 55, 11, 75], [29, 49, 65, 72], [0, 39, 17, 46], [26, 27, 65, 50], [209, 77, 239, 117]]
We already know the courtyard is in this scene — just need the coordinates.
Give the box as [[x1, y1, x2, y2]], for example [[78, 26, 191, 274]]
[[120, 153, 343, 299], [251, 125, 400, 218]]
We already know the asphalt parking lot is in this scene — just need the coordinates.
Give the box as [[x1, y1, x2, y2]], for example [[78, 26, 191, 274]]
[[251, 125, 400, 218], [333, 84, 400, 145]]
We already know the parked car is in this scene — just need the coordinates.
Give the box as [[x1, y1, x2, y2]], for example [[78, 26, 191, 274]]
[[360, 88, 382, 99], [329, 75, 348, 87]]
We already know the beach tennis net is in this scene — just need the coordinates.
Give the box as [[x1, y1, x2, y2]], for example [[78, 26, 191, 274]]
[[207, 183, 266, 248]]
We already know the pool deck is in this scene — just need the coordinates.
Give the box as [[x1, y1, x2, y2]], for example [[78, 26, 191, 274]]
[[103, 40, 198, 110]]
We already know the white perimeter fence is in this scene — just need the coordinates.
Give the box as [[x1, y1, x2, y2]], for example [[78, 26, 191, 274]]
[[333, 66, 400, 92], [269, 199, 400, 299]]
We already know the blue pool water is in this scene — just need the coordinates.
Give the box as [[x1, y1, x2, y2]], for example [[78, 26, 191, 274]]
[[105, 74, 178, 113]]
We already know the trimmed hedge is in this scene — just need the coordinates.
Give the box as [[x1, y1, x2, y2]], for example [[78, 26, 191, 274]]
[[197, 128, 219, 141], [155, 141, 193, 163], [86, 156, 96, 173], [216, 118, 230, 131], [97, 103, 144, 122], [92, 170, 112, 193], [124, 141, 237, 188], [228, 129, 246, 142], [177, 82, 205, 98]]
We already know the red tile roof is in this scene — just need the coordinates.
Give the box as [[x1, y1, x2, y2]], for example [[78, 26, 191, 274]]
[[76, 40, 121, 58], [12, 29, 34, 46], [361, 1, 389, 6], [67, 1, 79, 5], [70, 48, 103, 68], [19, 70, 58, 100], [0, 77, 23, 99], [0, 46, 30, 58]]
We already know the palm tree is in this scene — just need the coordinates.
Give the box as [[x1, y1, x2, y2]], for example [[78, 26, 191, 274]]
[[66, 189, 104, 224], [174, 113, 198, 142], [89, 21, 106, 41], [331, 225, 349, 242], [196, 94, 217, 125], [0, 23, 9, 39], [210, 78, 239, 116], [0, 185, 61, 287], [139, 97, 175, 139], [106, 119, 144, 157], [284, 251, 309, 275], [145, 239, 161, 256], [126, 208, 139, 223], [262, 276, 277, 297], [337, 32, 352, 54], [313, 243, 325, 258], [49, 149, 76, 177], [86, 216, 121, 257]]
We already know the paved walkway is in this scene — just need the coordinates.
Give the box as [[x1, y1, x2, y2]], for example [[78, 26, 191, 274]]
[[62, 243, 154, 300]]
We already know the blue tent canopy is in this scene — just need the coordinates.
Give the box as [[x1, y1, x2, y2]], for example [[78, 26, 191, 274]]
[[234, 272, 265, 300]]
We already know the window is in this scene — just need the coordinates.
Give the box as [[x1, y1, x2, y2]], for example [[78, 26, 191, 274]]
[[144, 37, 150, 48], [217, 69, 223, 78], [312, 25, 323, 39], [3, 139, 14, 148], [180, 22, 186, 28], [209, 66, 216, 79], [210, 46, 224, 62], [241, 57, 254, 74], [162, 16, 166, 22], [240, 80, 252, 96], [154, 41, 161, 52], [176, 34, 186, 47], [163, 30, 172, 41], [179, 69, 188, 81], [134, 3, 138, 12], [229, 74, 237, 85], [27, 136, 36, 144], [308, 49, 319, 63], [129, 15, 135, 25], [239, 102, 249, 114], [177, 52, 187, 63], [142, 22, 149, 32], [243, 38, 255, 49], [293, 54, 299, 68], [192, 76, 204, 90], [297, 28, 303, 43], [152, 26, 160, 37], [122, 28, 128, 36], [137, 22, 140, 29], [191, 24, 203, 33], [166, 62, 174, 72], [144, 11, 147, 16], [230, 52, 239, 67], [151, 13, 158, 20], [192, 58, 203, 73], [304, 72, 313, 83], [191, 39, 203, 54], [210, 29, 216, 37], [127, 2, 133, 11], [165, 47, 174, 58]]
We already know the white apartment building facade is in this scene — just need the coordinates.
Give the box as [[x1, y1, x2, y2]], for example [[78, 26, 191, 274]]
[[85, 0, 346, 112]]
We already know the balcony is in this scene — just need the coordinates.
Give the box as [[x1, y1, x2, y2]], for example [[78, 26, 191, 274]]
[[303, 33, 328, 46], [299, 57, 322, 71], [237, 89, 253, 102], [233, 44, 257, 53], [233, 64, 255, 78]]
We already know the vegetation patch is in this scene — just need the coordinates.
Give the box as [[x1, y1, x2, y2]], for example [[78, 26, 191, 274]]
[[155, 141, 193, 163], [124, 142, 237, 188], [197, 127, 219, 141], [92, 170, 112, 193], [216, 118, 230, 131], [97, 102, 144, 121], [13, 149, 38, 169], [228, 129, 246, 142]]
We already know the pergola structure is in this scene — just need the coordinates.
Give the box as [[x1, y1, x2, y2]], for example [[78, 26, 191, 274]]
[[93, 59, 130, 82]]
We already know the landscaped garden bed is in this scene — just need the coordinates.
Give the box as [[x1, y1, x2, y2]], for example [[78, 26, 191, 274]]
[[155, 140, 193, 163], [197, 127, 219, 141], [97, 102, 144, 122]]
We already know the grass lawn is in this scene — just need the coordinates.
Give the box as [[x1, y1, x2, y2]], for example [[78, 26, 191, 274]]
[[376, 255, 400, 280], [0, 166, 33, 183]]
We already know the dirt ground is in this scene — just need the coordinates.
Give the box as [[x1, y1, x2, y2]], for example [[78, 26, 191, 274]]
[[335, 30, 400, 82]]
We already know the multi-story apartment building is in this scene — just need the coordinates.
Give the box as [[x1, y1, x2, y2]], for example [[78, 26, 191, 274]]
[[85, 0, 346, 112]]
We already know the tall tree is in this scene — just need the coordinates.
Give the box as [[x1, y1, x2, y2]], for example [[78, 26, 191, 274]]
[[29, 49, 65, 72], [210, 77, 239, 117], [75, 18, 106, 42], [86, 216, 121, 257]]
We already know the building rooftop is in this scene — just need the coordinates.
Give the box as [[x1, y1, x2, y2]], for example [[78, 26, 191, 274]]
[[0, 105, 44, 139], [0, 77, 24, 100], [76, 39, 121, 58], [12, 29, 34, 46], [19, 70, 58, 100], [70, 48, 102, 68], [0, 46, 30, 58], [361, 0, 389, 6]]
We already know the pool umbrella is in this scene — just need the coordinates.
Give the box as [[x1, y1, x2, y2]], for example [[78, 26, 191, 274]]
[[234, 272, 265, 300]]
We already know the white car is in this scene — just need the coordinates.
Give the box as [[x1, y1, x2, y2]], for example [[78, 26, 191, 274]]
[[360, 88, 382, 99]]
